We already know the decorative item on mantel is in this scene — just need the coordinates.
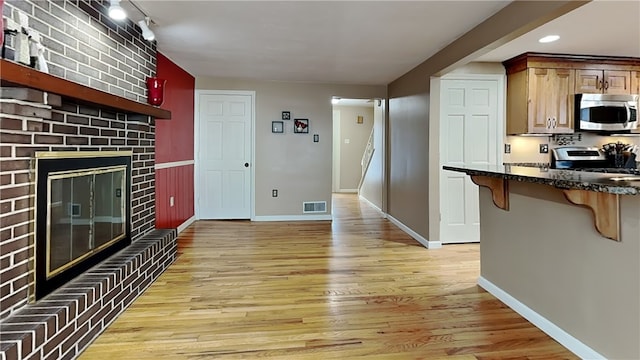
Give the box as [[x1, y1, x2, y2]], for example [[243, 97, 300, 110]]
[[146, 77, 166, 106]]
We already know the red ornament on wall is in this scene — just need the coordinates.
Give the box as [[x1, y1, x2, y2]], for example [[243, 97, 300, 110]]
[[146, 77, 166, 106]]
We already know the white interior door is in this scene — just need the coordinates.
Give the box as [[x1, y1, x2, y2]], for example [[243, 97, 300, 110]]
[[439, 77, 501, 244], [197, 92, 253, 219]]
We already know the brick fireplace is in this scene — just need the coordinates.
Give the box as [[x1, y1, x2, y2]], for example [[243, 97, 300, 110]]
[[0, 83, 177, 359], [0, 0, 184, 357]]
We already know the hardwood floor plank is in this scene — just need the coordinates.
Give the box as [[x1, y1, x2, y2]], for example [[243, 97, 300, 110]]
[[79, 194, 577, 359]]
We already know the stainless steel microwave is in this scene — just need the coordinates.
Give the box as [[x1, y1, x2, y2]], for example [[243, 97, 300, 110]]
[[575, 94, 638, 132]]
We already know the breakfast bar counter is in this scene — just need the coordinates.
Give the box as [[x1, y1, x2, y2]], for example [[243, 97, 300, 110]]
[[443, 165, 640, 360], [443, 164, 640, 195]]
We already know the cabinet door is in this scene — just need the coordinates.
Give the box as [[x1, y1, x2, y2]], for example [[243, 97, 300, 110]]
[[528, 68, 553, 133], [550, 69, 575, 133], [630, 71, 639, 94], [575, 69, 603, 93], [604, 70, 631, 94]]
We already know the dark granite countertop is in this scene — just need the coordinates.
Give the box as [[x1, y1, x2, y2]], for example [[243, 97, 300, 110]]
[[443, 164, 640, 195]]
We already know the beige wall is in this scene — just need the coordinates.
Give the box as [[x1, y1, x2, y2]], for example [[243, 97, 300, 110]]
[[479, 182, 640, 359], [195, 77, 385, 217], [360, 100, 385, 209], [334, 105, 374, 191], [386, 1, 588, 240]]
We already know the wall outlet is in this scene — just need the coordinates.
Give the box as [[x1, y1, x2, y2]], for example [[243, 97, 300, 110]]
[[539, 144, 549, 153], [504, 144, 511, 154], [272, 189, 278, 197]]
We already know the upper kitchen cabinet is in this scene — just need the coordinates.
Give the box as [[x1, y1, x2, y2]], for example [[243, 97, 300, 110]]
[[505, 67, 574, 134], [575, 69, 631, 94], [632, 71, 640, 94], [503, 53, 640, 135]]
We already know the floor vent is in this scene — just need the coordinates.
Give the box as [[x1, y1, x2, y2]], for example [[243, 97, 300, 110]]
[[303, 201, 327, 213]]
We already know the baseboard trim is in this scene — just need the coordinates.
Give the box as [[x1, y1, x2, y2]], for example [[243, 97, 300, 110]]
[[358, 195, 386, 218], [177, 216, 196, 233], [335, 189, 358, 193], [253, 215, 332, 222], [387, 215, 442, 249], [477, 276, 605, 360]]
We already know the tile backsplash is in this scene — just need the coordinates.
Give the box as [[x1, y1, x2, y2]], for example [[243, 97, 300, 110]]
[[503, 133, 640, 165]]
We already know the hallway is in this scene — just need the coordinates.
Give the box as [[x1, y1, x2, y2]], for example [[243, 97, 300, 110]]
[[80, 194, 575, 359]]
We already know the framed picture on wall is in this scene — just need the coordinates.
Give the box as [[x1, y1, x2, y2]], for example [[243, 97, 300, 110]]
[[272, 121, 284, 133], [293, 119, 309, 133]]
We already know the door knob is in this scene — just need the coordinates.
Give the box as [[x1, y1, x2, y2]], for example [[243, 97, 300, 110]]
[[244, 163, 249, 168]]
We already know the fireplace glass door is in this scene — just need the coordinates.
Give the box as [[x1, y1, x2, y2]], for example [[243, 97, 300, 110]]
[[47, 166, 126, 278]]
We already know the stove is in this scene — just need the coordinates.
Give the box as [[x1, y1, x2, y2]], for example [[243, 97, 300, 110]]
[[551, 146, 639, 173]]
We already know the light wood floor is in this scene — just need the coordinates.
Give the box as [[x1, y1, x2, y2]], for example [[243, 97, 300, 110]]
[[80, 194, 576, 359]]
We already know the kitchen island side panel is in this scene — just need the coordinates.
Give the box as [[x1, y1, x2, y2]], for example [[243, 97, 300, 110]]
[[478, 181, 640, 359]]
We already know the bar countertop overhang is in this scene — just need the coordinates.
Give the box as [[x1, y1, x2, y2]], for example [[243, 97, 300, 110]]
[[443, 164, 640, 196]]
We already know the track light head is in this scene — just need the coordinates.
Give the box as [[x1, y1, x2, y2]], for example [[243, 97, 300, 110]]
[[108, 0, 127, 20], [137, 17, 155, 41]]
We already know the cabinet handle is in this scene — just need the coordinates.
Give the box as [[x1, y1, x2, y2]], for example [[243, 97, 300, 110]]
[[552, 117, 557, 128], [547, 118, 551, 129], [604, 81, 609, 90], [596, 76, 601, 90]]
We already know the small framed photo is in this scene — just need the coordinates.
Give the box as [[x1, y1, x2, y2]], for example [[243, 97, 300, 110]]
[[282, 111, 291, 120], [293, 119, 309, 133], [272, 121, 284, 133]]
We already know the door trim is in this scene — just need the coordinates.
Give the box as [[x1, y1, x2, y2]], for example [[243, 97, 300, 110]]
[[194, 90, 256, 220]]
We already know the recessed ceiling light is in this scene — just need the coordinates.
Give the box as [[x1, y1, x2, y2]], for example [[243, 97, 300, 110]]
[[539, 35, 560, 43]]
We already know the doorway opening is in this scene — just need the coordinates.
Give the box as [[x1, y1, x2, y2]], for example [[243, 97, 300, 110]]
[[332, 97, 385, 214]]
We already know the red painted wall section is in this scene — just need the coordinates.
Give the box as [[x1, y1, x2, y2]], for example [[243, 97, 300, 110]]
[[155, 165, 194, 229], [155, 53, 195, 229], [155, 52, 195, 163]]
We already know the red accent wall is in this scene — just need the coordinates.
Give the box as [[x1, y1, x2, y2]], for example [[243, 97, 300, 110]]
[[155, 53, 195, 163], [155, 53, 195, 229]]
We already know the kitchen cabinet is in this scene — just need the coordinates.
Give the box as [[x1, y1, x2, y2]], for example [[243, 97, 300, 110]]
[[632, 71, 640, 94], [575, 69, 631, 94], [503, 53, 640, 135], [506, 67, 574, 134]]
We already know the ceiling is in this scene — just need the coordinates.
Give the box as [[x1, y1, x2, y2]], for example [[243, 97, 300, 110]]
[[126, 1, 640, 85]]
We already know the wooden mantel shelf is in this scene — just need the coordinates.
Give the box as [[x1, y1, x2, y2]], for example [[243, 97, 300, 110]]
[[0, 59, 171, 119]]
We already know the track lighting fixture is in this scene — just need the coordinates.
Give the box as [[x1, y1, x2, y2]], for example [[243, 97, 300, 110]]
[[108, 0, 127, 20], [137, 17, 155, 41]]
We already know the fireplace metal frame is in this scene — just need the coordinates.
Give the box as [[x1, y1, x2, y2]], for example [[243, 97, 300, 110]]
[[34, 151, 132, 300]]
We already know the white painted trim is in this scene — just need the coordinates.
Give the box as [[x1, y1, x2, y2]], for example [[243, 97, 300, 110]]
[[358, 195, 386, 218], [155, 160, 195, 170], [253, 215, 332, 222], [387, 215, 442, 249], [332, 109, 341, 192], [477, 276, 606, 360], [177, 216, 196, 233], [194, 90, 256, 221], [335, 189, 358, 193]]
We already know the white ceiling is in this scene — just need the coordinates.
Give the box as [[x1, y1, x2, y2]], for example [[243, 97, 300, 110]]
[[127, 1, 640, 85]]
